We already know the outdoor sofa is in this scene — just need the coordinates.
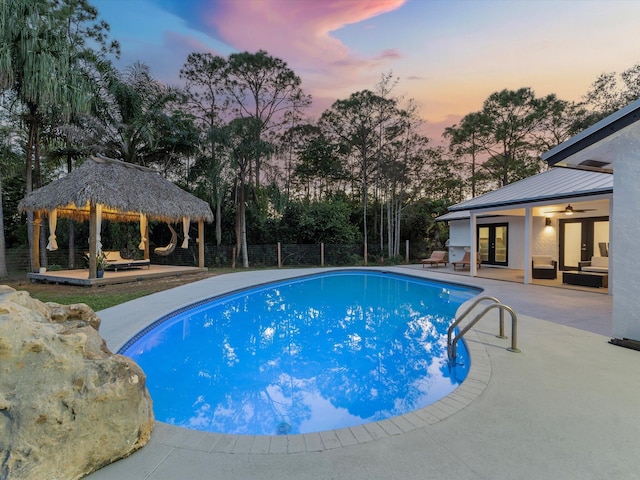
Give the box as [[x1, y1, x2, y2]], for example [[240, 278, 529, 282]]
[[579, 256, 608, 273]]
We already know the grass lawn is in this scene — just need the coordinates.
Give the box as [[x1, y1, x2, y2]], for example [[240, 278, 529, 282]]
[[3, 271, 219, 311]]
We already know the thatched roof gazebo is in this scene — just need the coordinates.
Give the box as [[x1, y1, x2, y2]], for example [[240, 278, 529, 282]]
[[19, 155, 214, 278]]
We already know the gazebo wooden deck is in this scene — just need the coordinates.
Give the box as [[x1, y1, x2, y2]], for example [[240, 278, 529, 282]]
[[27, 264, 206, 287]]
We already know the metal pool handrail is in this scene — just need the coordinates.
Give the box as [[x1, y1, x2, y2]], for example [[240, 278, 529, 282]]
[[447, 296, 520, 360]]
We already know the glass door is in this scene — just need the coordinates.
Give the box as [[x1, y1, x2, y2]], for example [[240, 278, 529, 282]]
[[559, 217, 609, 270], [477, 223, 508, 266], [562, 222, 582, 269]]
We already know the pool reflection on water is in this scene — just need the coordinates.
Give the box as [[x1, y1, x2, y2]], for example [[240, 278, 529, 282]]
[[121, 271, 479, 435]]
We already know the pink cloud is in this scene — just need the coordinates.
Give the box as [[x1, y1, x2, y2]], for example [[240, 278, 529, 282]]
[[374, 49, 403, 61], [199, 0, 407, 102]]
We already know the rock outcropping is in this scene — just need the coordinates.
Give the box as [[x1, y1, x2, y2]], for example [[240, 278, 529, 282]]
[[0, 286, 154, 480]]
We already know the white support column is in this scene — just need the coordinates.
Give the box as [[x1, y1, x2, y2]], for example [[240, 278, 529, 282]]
[[470, 212, 478, 277], [523, 207, 532, 284], [608, 195, 613, 296], [612, 135, 640, 342]]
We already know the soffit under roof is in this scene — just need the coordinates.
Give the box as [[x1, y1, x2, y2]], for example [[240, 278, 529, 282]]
[[542, 97, 640, 170]]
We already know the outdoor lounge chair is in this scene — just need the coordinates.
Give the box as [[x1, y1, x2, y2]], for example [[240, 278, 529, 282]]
[[532, 255, 557, 279], [102, 251, 151, 271], [421, 250, 447, 268], [452, 251, 481, 270]]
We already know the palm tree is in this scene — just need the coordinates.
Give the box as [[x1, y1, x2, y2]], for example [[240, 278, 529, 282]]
[[95, 62, 197, 177], [0, 122, 26, 277], [0, 0, 118, 271]]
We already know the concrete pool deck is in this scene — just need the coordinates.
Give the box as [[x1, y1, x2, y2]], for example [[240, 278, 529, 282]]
[[88, 266, 639, 480]]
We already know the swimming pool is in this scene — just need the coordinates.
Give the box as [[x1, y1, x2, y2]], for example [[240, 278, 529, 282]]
[[120, 270, 480, 436]]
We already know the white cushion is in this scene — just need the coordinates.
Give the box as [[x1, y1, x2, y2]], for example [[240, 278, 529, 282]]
[[532, 255, 554, 268], [582, 266, 608, 273], [582, 256, 608, 273], [590, 256, 608, 268]]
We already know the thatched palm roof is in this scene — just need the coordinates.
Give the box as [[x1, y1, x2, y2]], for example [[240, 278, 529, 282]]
[[19, 155, 214, 223]]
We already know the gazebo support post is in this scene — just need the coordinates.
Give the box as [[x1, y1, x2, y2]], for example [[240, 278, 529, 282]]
[[144, 220, 149, 260], [198, 219, 205, 269], [88, 203, 97, 279], [31, 212, 41, 272]]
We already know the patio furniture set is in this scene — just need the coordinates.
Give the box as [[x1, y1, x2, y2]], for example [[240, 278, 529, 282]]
[[531, 254, 608, 288], [422, 251, 608, 288]]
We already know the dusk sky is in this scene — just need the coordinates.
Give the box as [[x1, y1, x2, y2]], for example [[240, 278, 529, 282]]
[[93, 0, 640, 140]]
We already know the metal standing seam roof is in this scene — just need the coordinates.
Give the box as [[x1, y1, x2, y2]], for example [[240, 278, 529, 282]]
[[436, 210, 471, 221], [445, 167, 613, 213]]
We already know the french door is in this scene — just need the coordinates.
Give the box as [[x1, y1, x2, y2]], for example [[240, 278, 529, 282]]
[[559, 217, 609, 270], [477, 223, 508, 266]]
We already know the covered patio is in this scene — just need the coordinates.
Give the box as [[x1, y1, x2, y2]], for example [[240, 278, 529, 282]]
[[437, 167, 612, 289], [19, 155, 214, 283], [413, 262, 609, 294]]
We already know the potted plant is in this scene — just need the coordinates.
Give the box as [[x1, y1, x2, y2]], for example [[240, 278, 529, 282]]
[[85, 252, 110, 278]]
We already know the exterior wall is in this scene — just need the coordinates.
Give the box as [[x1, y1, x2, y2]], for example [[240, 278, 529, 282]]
[[532, 216, 558, 258], [447, 220, 469, 262], [447, 215, 557, 269], [613, 142, 640, 341]]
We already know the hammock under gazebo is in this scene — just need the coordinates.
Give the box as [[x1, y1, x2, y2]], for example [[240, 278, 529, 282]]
[[154, 224, 178, 256]]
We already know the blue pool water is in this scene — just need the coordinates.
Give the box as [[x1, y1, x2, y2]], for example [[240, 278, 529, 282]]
[[121, 271, 479, 436]]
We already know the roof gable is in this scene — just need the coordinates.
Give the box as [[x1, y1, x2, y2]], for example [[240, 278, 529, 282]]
[[542, 97, 640, 169]]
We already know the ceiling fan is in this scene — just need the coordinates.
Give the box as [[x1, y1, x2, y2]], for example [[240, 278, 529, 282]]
[[545, 204, 596, 216]]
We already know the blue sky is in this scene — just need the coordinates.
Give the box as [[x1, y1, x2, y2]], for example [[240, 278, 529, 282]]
[[93, 0, 640, 139]]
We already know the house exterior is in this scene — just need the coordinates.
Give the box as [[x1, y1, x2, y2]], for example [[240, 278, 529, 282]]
[[437, 167, 613, 281], [542, 98, 640, 348], [439, 97, 640, 347]]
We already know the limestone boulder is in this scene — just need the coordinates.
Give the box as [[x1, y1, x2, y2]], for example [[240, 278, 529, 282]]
[[0, 286, 154, 480]]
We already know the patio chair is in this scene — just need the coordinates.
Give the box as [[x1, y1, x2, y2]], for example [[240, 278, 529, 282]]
[[452, 251, 481, 270], [598, 242, 609, 257], [531, 255, 557, 279], [421, 250, 447, 268]]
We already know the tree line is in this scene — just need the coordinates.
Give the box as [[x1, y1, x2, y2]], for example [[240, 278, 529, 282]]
[[1, 0, 638, 274]]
